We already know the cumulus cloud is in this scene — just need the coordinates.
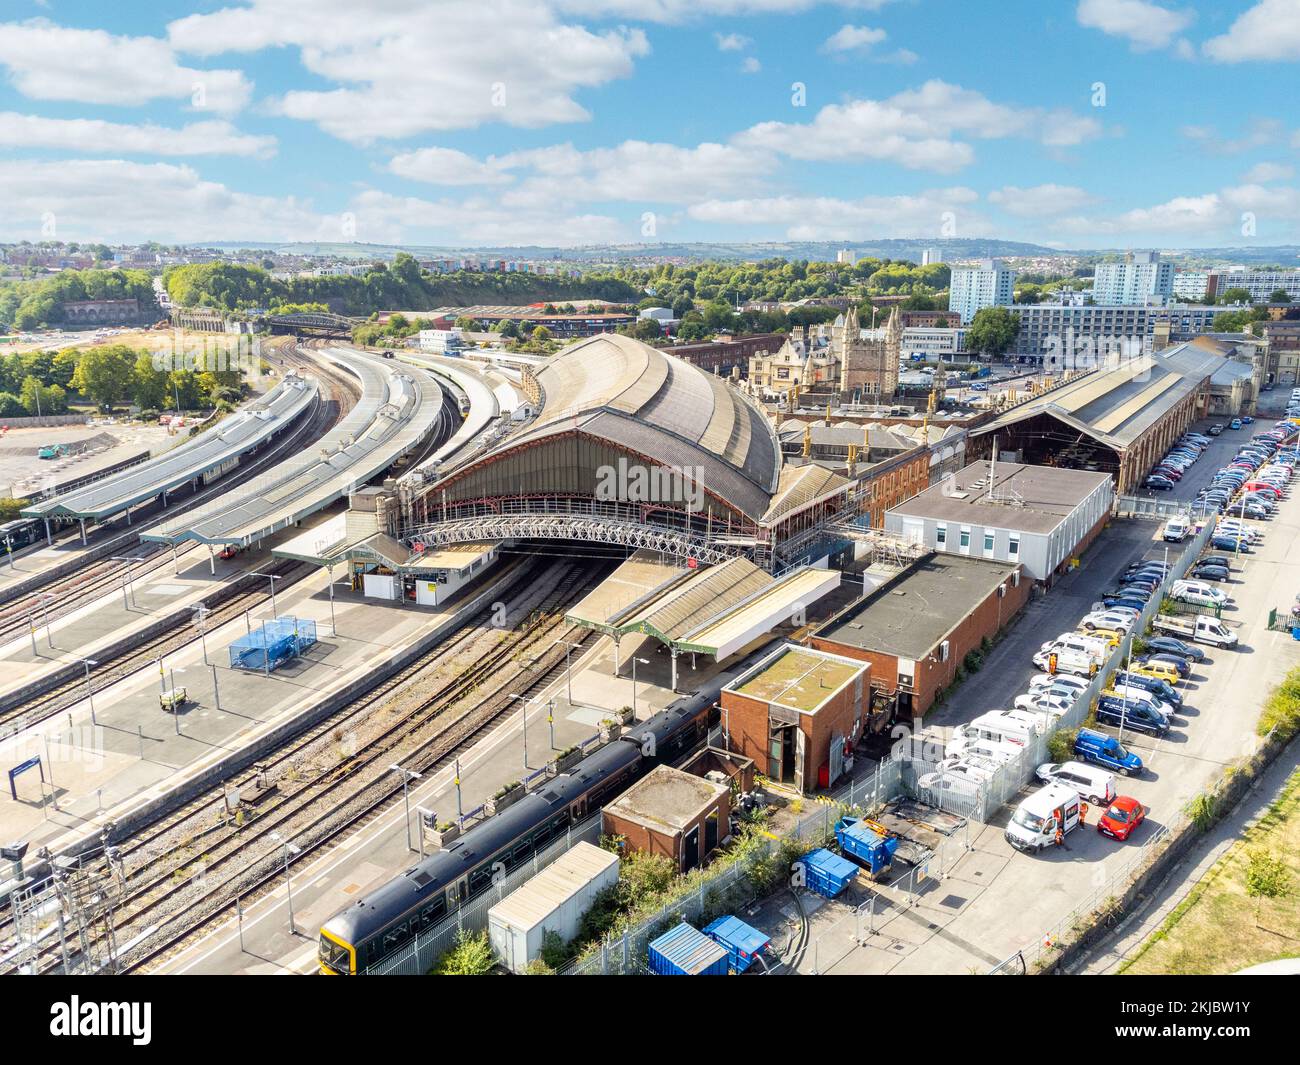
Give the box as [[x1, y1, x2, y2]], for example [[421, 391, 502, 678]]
[[735, 80, 1100, 172], [0, 18, 252, 112], [388, 147, 513, 186], [1075, 0, 1194, 51], [1205, 0, 1300, 62], [0, 113, 275, 158], [987, 184, 1099, 217], [167, 0, 648, 143], [822, 25, 888, 54], [1241, 161, 1295, 184]]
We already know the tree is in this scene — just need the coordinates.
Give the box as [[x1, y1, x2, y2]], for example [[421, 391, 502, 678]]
[[132, 351, 170, 410], [1244, 848, 1292, 927], [431, 929, 495, 975], [71, 344, 134, 410], [632, 318, 662, 341], [965, 307, 1021, 358], [1218, 287, 1252, 306], [454, 316, 477, 332], [1268, 289, 1291, 304]]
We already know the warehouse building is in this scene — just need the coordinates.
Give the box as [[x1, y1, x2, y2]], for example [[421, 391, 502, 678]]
[[967, 342, 1223, 493], [811, 553, 1030, 722], [884, 460, 1113, 583], [721, 644, 870, 794]]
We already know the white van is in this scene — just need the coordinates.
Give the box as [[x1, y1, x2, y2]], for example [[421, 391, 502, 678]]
[[1005, 783, 1082, 852], [941, 736, 1024, 767], [1032, 645, 1100, 678], [951, 709, 1046, 750], [1046, 632, 1112, 660], [1034, 760, 1116, 805]]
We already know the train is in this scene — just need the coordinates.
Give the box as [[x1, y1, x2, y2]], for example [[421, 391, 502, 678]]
[[318, 690, 722, 975], [0, 518, 42, 553]]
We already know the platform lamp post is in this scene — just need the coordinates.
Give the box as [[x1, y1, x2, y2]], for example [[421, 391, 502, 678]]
[[192, 603, 210, 665], [78, 657, 98, 726], [389, 764, 423, 854], [38, 593, 54, 648], [270, 833, 302, 934], [3, 531, 14, 570], [110, 556, 138, 608], [631, 656, 650, 719], [507, 693, 534, 769], [328, 576, 350, 637], [251, 571, 283, 618], [557, 639, 583, 705]]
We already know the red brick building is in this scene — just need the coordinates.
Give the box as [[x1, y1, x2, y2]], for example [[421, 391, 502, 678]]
[[602, 765, 731, 873]]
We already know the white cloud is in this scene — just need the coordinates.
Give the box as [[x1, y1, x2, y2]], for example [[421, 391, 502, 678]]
[[0, 18, 252, 112], [350, 188, 627, 246], [1058, 182, 1300, 244], [555, 0, 899, 19], [0, 113, 275, 158], [822, 25, 888, 54], [987, 184, 1099, 217], [688, 188, 989, 240], [1180, 117, 1291, 154], [0, 159, 330, 243], [388, 147, 513, 186], [1075, 0, 1194, 51], [167, 0, 648, 143], [1205, 0, 1300, 62], [1241, 161, 1295, 184], [715, 32, 751, 52], [741, 56, 762, 73], [735, 80, 1100, 173]]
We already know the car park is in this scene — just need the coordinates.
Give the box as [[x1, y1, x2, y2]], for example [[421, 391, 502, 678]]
[[1097, 796, 1147, 841], [1034, 761, 1117, 805]]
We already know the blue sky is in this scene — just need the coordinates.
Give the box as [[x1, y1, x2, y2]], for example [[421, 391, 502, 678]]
[[1, 0, 1298, 249]]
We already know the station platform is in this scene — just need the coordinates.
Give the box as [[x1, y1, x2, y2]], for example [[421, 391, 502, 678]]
[[0, 508, 347, 710], [157, 625, 756, 975], [0, 554, 528, 860]]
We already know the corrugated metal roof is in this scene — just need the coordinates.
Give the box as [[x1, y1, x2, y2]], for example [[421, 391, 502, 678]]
[[488, 842, 618, 931], [621, 556, 771, 641]]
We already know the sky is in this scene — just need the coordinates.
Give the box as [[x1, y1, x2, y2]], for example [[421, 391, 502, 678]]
[[0, 0, 1299, 250]]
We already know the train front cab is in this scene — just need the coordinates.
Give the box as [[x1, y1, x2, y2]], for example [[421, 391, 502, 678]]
[[319, 928, 356, 975]]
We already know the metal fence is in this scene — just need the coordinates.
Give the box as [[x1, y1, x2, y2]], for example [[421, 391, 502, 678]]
[[363, 816, 605, 975], [892, 514, 1219, 824], [1115, 494, 1216, 522], [562, 762, 903, 975]]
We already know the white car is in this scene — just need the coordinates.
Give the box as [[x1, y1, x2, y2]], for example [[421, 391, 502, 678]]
[[1171, 579, 1228, 606], [1014, 690, 1075, 716], [918, 762, 992, 790], [1079, 610, 1136, 633], [1027, 672, 1091, 697]]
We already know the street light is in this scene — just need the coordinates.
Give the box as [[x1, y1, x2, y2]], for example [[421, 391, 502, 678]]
[[251, 571, 284, 618], [389, 764, 423, 854], [270, 833, 302, 934], [192, 603, 210, 664], [508, 693, 534, 768], [78, 657, 98, 726], [631, 656, 650, 718], [328, 576, 350, 637], [110, 556, 138, 608], [38, 593, 54, 647], [557, 639, 583, 705]]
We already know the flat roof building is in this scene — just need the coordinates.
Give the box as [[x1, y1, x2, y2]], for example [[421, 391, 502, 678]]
[[721, 644, 869, 794], [603, 765, 731, 873], [811, 552, 1030, 723], [884, 459, 1114, 583]]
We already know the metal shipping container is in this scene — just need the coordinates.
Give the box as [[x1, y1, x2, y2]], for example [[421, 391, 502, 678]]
[[648, 922, 729, 976], [703, 915, 770, 974], [487, 841, 619, 973], [798, 847, 858, 899]]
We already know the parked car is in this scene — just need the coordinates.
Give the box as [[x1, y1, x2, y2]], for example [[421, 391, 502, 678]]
[[1147, 636, 1203, 663], [1162, 516, 1190, 542], [1230, 418, 1242, 429], [1207, 424, 1224, 436], [1079, 610, 1135, 633], [1145, 475, 1175, 491], [1034, 761, 1117, 805], [1211, 534, 1252, 553], [1095, 696, 1170, 737], [1074, 729, 1143, 777], [1191, 563, 1230, 582], [1113, 670, 1183, 709], [1132, 657, 1188, 683], [1097, 796, 1147, 841]]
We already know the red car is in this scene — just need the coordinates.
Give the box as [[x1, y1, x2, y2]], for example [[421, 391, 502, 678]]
[[1097, 796, 1146, 840]]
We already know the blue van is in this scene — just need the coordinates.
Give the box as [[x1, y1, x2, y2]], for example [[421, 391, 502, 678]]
[[1096, 697, 1169, 737], [1074, 728, 1143, 776]]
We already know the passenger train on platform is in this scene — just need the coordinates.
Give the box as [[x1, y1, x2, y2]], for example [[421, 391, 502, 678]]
[[318, 690, 721, 974]]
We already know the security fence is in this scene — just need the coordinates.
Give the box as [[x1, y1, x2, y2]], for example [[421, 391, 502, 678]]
[[892, 514, 1218, 824], [362, 816, 604, 975], [1114, 494, 1216, 522]]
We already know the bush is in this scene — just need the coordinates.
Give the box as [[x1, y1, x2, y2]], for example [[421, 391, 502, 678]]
[[431, 929, 494, 975], [1047, 726, 1078, 764], [963, 649, 984, 674], [1258, 666, 1300, 740]]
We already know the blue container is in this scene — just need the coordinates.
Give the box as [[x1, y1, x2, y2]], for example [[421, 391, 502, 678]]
[[798, 848, 858, 899], [703, 915, 770, 974], [648, 922, 729, 975], [835, 817, 900, 876]]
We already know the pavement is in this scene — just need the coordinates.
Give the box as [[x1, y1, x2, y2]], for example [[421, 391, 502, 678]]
[[748, 413, 1300, 974], [157, 629, 724, 974], [0, 540, 532, 858]]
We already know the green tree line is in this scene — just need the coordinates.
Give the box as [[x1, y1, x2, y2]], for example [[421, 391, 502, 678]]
[[0, 268, 160, 332]]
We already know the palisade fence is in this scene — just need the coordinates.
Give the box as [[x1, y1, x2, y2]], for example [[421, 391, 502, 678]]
[[562, 761, 903, 975], [1114, 494, 1217, 522], [893, 515, 1218, 825]]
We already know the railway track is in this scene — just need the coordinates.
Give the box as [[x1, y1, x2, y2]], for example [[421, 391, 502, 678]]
[[0, 343, 358, 647], [2, 555, 608, 975]]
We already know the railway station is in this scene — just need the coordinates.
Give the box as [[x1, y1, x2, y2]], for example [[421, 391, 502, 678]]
[[20, 374, 319, 545]]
